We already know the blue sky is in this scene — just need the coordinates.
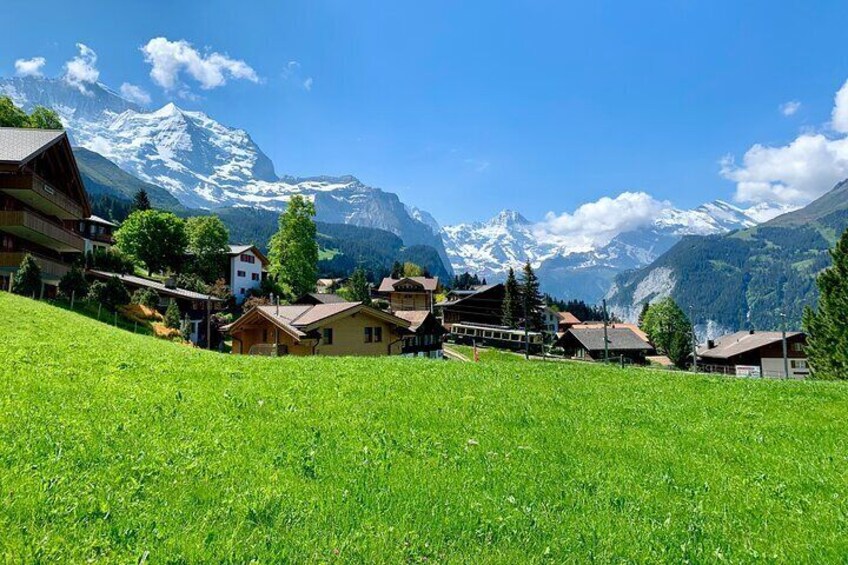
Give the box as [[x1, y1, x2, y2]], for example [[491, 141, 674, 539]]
[[3, 0, 848, 226]]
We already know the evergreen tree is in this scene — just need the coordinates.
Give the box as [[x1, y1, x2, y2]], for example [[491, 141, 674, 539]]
[[803, 228, 848, 379], [164, 299, 181, 330], [501, 267, 521, 328], [347, 267, 372, 304], [12, 254, 42, 297], [133, 189, 151, 212], [58, 265, 88, 299], [638, 302, 651, 329], [391, 261, 404, 279], [268, 195, 318, 299], [520, 262, 544, 331], [641, 298, 693, 368]]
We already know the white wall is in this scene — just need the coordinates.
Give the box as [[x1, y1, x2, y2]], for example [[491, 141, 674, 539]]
[[230, 250, 263, 304], [761, 357, 810, 378]]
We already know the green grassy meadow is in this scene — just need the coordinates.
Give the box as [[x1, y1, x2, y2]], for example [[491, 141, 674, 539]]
[[1, 292, 847, 562]]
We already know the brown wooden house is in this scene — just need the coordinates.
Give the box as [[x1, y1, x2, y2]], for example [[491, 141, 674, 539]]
[[0, 128, 90, 290], [377, 276, 438, 311], [697, 330, 808, 378], [224, 301, 413, 356], [393, 310, 447, 358], [438, 284, 505, 329]]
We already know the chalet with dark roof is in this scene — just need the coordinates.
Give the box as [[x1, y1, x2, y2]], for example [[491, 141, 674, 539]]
[[697, 330, 808, 378], [555, 326, 654, 364]]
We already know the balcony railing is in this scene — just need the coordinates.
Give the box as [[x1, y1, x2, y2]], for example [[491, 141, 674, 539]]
[[0, 252, 70, 281], [0, 210, 85, 252], [0, 173, 84, 220]]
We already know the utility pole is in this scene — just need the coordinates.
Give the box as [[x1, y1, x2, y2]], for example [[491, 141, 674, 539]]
[[602, 299, 610, 363], [206, 298, 212, 350], [690, 306, 698, 372], [524, 287, 530, 360], [780, 312, 789, 378]]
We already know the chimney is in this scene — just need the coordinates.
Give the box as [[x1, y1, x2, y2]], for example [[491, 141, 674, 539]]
[[749, 329, 755, 335], [706, 339, 715, 349]]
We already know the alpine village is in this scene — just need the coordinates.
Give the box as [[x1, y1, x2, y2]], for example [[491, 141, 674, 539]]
[[1, 95, 845, 379]]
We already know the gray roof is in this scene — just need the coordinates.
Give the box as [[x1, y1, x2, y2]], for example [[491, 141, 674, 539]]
[[0, 128, 66, 164], [561, 327, 653, 352], [294, 292, 348, 305], [88, 270, 224, 302], [697, 331, 804, 359], [85, 215, 118, 227]]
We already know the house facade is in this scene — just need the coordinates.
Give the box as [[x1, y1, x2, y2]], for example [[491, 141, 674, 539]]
[[227, 245, 268, 303], [438, 284, 505, 329], [0, 128, 90, 290], [697, 331, 809, 378], [377, 276, 438, 311], [556, 326, 654, 364], [393, 310, 446, 358], [224, 302, 412, 357], [80, 214, 116, 254]]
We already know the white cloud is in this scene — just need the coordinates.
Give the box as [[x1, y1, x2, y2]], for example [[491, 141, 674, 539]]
[[464, 158, 490, 173], [119, 82, 152, 106], [779, 100, 801, 116], [141, 37, 260, 91], [64, 43, 99, 94], [535, 192, 669, 249], [282, 61, 313, 91], [723, 79, 848, 207], [14, 57, 46, 77]]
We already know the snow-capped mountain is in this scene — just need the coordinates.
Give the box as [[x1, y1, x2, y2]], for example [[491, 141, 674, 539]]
[[1, 76, 452, 270], [442, 200, 762, 302]]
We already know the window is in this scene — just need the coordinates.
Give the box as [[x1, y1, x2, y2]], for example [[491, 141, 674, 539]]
[[251, 273, 260, 281], [374, 327, 383, 343], [323, 328, 333, 345], [237, 270, 247, 278], [240, 253, 255, 264], [792, 342, 803, 352], [240, 288, 246, 295], [364, 327, 373, 343], [791, 360, 808, 369]]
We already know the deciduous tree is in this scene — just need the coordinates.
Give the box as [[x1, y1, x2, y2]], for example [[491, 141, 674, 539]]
[[268, 195, 318, 299], [642, 298, 692, 368], [186, 215, 229, 282], [115, 210, 187, 275]]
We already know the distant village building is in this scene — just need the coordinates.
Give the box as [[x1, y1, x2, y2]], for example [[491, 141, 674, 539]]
[[378, 276, 438, 312], [316, 278, 345, 294], [293, 292, 348, 306], [393, 310, 447, 358], [226, 244, 268, 304], [697, 330, 809, 378], [0, 128, 90, 291], [556, 326, 654, 364], [556, 311, 582, 331], [438, 283, 505, 328], [80, 214, 116, 253], [87, 269, 225, 345], [542, 307, 560, 335], [224, 302, 413, 357]]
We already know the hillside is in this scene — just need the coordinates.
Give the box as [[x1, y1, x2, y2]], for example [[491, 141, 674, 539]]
[[2, 293, 848, 561], [608, 180, 848, 334]]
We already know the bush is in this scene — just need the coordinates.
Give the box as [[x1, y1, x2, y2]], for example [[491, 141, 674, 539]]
[[131, 288, 160, 309], [11, 254, 42, 297], [176, 273, 208, 294], [84, 247, 135, 274], [164, 299, 181, 330], [87, 276, 131, 309], [58, 266, 88, 299]]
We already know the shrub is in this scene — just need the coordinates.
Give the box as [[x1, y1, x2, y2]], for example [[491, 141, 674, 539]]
[[164, 299, 181, 330], [176, 273, 208, 294], [131, 288, 160, 309], [87, 276, 131, 309], [84, 247, 134, 274], [12, 254, 42, 297], [58, 265, 88, 299]]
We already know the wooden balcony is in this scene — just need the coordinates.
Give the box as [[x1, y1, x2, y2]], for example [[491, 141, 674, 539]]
[[0, 173, 83, 220], [0, 252, 70, 282], [0, 210, 85, 252]]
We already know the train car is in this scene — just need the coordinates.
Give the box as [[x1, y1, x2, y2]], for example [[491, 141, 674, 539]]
[[449, 322, 544, 354]]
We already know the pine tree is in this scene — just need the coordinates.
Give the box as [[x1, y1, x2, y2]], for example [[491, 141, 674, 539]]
[[164, 299, 181, 330], [803, 228, 848, 379], [12, 254, 42, 297], [520, 262, 544, 332], [391, 261, 404, 279], [133, 189, 151, 212], [638, 302, 651, 329], [501, 267, 520, 328]]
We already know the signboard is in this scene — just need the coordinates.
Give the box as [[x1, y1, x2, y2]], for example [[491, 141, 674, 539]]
[[735, 365, 761, 378]]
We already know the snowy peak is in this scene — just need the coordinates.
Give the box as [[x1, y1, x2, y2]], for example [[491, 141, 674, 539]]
[[490, 209, 531, 227]]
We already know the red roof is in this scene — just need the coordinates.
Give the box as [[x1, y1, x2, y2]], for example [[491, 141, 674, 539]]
[[378, 277, 439, 292]]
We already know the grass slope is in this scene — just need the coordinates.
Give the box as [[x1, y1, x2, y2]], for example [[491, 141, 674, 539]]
[[1, 293, 847, 562]]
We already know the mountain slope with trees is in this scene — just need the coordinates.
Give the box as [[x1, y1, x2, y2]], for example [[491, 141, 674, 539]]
[[607, 180, 848, 334]]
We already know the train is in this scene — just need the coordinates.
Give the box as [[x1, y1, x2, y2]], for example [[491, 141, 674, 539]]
[[448, 322, 544, 354]]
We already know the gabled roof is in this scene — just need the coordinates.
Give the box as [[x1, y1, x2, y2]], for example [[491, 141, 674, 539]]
[[87, 270, 225, 302], [557, 311, 581, 325], [438, 283, 504, 307], [697, 331, 804, 359], [0, 128, 66, 164], [227, 244, 269, 266], [559, 327, 653, 352], [85, 214, 118, 227], [392, 310, 437, 332], [293, 292, 348, 305], [378, 276, 439, 292], [224, 301, 412, 340]]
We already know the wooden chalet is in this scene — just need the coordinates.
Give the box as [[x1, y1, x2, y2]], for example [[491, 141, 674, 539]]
[[392, 310, 447, 358], [556, 326, 654, 364], [437, 283, 505, 329], [224, 301, 413, 357], [697, 330, 809, 378], [377, 276, 438, 311], [0, 128, 90, 290]]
